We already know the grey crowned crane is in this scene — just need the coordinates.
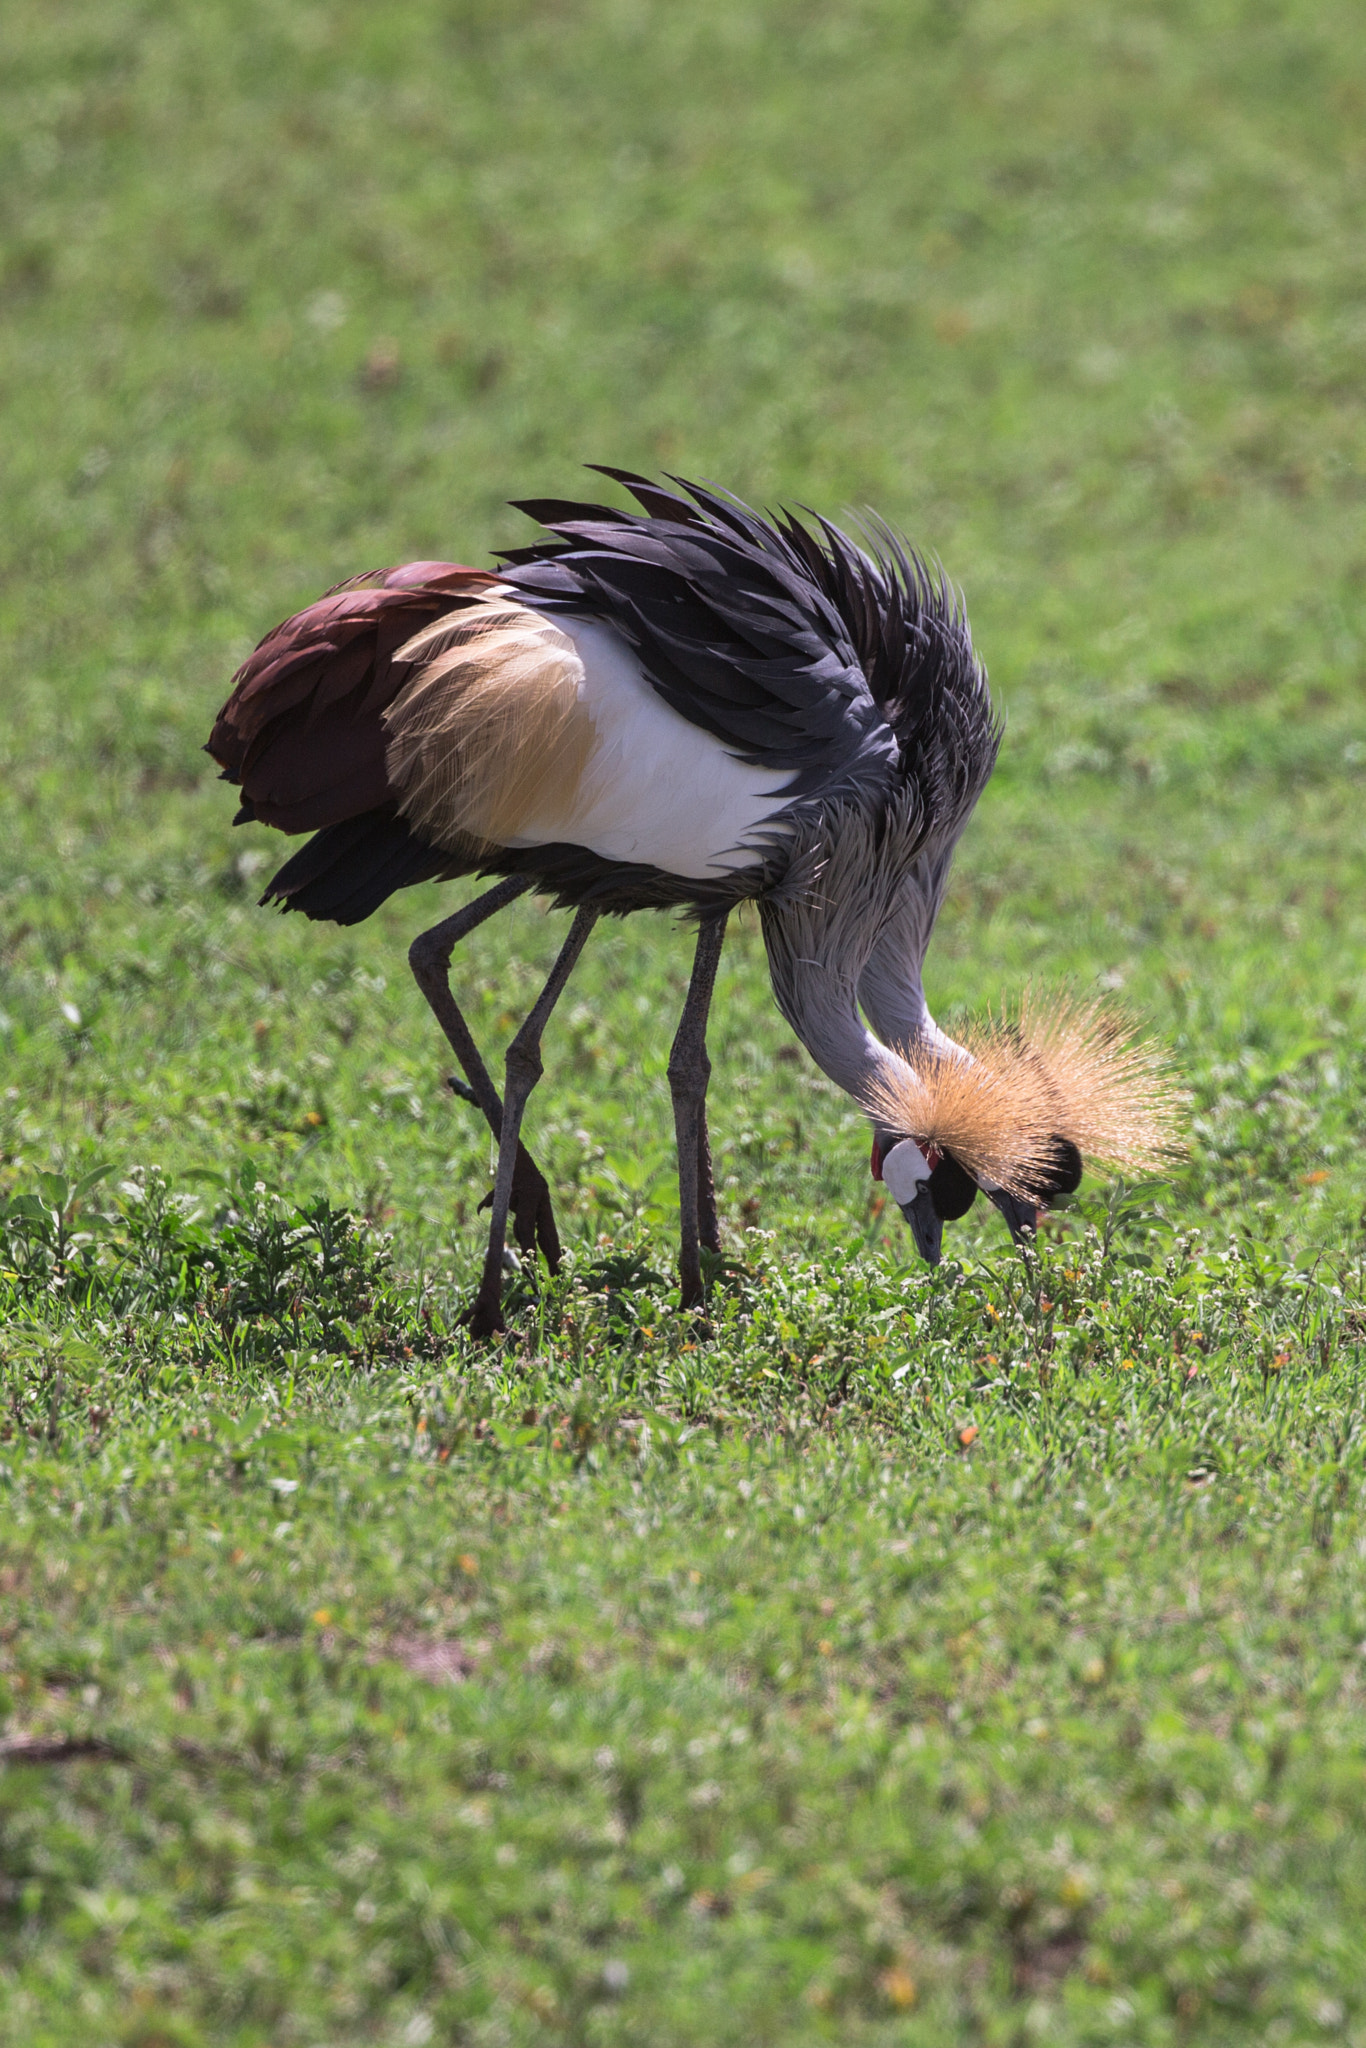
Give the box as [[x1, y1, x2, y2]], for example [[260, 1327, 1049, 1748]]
[[208, 470, 1173, 1337]]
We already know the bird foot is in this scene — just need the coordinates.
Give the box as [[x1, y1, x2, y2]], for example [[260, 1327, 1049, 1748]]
[[463, 1294, 507, 1341], [476, 1145, 562, 1274], [678, 1246, 730, 1336], [466, 1148, 560, 1340], [678, 1254, 713, 1338]]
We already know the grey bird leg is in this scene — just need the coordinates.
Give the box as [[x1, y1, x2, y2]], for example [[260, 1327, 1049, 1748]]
[[408, 877, 560, 1272], [468, 906, 599, 1339], [668, 914, 727, 1310], [696, 1098, 721, 1257]]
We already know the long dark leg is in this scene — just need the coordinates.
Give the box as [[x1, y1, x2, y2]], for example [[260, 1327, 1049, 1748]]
[[669, 914, 727, 1310], [408, 877, 559, 1271], [468, 906, 599, 1338], [696, 1107, 721, 1257]]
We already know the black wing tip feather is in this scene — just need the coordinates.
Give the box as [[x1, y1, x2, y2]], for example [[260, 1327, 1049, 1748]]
[[261, 811, 457, 927], [508, 464, 975, 649], [584, 466, 706, 524]]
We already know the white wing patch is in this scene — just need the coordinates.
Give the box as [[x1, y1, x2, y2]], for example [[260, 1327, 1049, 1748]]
[[385, 600, 792, 880], [510, 615, 792, 877]]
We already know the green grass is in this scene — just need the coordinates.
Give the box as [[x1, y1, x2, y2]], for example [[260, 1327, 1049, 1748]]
[[2, 0, 1366, 2039]]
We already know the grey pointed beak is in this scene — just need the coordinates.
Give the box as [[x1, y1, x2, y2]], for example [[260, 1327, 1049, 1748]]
[[900, 1182, 944, 1264], [989, 1188, 1040, 1245]]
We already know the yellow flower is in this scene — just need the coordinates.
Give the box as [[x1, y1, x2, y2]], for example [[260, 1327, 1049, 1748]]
[[879, 1968, 917, 2010]]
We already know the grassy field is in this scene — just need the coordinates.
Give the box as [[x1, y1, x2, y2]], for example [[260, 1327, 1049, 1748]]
[[2, 0, 1366, 2040]]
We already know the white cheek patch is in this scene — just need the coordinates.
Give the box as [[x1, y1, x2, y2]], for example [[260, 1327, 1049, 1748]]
[[881, 1139, 932, 1207]]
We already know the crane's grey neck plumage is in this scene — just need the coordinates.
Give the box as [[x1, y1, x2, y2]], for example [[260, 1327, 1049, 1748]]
[[759, 797, 945, 1122], [856, 845, 961, 1059]]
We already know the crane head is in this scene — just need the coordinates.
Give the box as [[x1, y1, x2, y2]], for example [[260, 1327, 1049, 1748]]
[[871, 1130, 1083, 1263], [862, 992, 1181, 1265]]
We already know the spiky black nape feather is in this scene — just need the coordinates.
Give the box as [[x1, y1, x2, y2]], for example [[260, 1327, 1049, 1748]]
[[772, 500, 1001, 839]]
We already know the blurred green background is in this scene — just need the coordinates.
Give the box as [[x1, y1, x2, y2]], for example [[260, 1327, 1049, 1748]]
[[3, 0, 1364, 1270], [4, 8, 1366, 2044]]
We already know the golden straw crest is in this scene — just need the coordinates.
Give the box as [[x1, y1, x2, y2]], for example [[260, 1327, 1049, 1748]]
[[861, 990, 1184, 1198]]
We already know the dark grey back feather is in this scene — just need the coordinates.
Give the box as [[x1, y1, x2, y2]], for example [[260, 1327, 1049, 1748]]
[[499, 471, 998, 850], [773, 504, 1000, 850], [500, 475, 891, 796]]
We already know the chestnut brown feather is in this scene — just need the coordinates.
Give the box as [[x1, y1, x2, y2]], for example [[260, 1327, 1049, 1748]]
[[206, 563, 498, 832]]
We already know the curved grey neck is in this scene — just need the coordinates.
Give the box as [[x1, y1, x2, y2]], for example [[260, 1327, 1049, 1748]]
[[856, 851, 960, 1061], [759, 803, 951, 1124], [764, 935, 910, 1105]]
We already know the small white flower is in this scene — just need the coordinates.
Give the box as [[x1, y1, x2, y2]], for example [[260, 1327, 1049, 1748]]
[[306, 290, 348, 332]]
